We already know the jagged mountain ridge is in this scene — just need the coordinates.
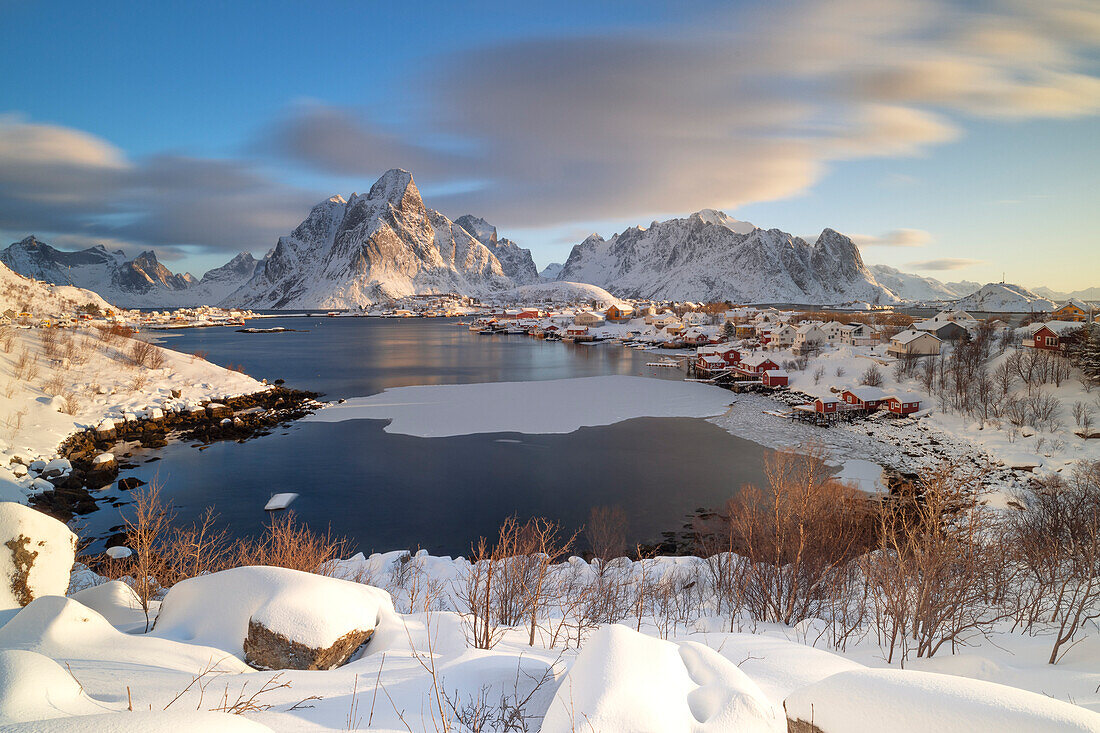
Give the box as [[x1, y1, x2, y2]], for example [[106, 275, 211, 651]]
[[554, 212, 898, 304], [868, 264, 975, 302], [223, 170, 515, 309], [0, 236, 260, 308], [454, 215, 539, 285]]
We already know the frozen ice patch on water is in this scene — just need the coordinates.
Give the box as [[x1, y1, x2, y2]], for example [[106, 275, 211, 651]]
[[304, 376, 735, 437]]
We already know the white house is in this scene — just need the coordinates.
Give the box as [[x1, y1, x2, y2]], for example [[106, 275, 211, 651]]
[[838, 322, 879, 347], [766, 323, 798, 350], [887, 329, 942, 357], [820, 321, 848, 342], [793, 323, 828, 353], [574, 310, 606, 327]]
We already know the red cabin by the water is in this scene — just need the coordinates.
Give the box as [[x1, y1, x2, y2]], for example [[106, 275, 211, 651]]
[[762, 369, 789, 387], [885, 394, 922, 415]]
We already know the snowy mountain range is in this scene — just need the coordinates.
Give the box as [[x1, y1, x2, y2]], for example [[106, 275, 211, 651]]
[[1034, 285, 1100, 303], [553, 211, 897, 305], [952, 283, 1056, 313], [222, 170, 519, 309], [0, 236, 261, 308], [868, 265, 977, 302]]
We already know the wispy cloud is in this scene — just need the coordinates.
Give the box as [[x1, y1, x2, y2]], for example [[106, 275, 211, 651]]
[[268, 0, 1100, 226], [852, 229, 931, 247], [0, 116, 317, 256], [3, 0, 1100, 252], [906, 257, 986, 271]]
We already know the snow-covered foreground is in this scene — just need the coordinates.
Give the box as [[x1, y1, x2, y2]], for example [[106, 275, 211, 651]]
[[304, 375, 736, 437], [0, 326, 266, 504], [1, 549, 1098, 731]]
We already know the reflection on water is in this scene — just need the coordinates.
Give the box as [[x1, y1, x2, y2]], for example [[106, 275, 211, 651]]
[[86, 318, 772, 556], [153, 316, 676, 400]]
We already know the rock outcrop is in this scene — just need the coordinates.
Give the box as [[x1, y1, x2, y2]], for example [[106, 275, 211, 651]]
[[0, 503, 77, 610]]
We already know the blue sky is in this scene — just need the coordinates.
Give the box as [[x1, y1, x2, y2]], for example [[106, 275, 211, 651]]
[[1, 0, 1098, 291]]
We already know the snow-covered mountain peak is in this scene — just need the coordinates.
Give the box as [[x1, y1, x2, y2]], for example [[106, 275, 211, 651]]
[[365, 168, 421, 211], [693, 209, 756, 234], [222, 169, 520, 309], [454, 215, 498, 246], [555, 214, 895, 304]]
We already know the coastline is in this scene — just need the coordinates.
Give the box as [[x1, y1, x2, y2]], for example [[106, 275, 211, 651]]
[[32, 386, 322, 523]]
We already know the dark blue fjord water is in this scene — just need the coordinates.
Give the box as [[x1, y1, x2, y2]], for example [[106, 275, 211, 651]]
[[81, 318, 770, 556]]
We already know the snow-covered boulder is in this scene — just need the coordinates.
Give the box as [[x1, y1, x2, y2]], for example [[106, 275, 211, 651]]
[[152, 566, 395, 670], [1, 709, 274, 732], [0, 649, 119, 724], [541, 625, 784, 732], [28, 478, 54, 495], [783, 668, 1100, 732], [0, 503, 77, 610], [85, 453, 118, 488], [40, 459, 70, 479]]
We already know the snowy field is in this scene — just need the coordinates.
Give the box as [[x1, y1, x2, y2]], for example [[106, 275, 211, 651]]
[[304, 375, 736, 437]]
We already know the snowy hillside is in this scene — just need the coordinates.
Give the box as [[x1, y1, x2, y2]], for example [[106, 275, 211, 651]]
[[223, 170, 515, 309], [539, 262, 564, 280], [0, 259, 113, 314], [868, 264, 972, 302], [555, 211, 897, 304], [485, 280, 626, 307], [0, 237, 259, 308], [954, 282, 1055, 312], [454, 214, 540, 284]]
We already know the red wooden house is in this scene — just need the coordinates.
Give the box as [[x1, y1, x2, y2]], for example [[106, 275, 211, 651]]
[[762, 369, 789, 387], [735, 354, 780, 376], [1027, 321, 1082, 352], [841, 386, 890, 411], [885, 393, 922, 415]]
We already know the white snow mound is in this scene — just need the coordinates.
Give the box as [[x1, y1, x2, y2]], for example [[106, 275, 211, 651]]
[[783, 668, 1100, 732], [0, 709, 274, 732], [541, 624, 784, 732], [152, 566, 395, 656], [0, 503, 77, 610], [305, 375, 735, 437], [0, 649, 120, 725]]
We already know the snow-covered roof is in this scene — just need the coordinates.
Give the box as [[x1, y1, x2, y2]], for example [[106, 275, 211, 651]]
[[844, 386, 890, 402], [764, 369, 788, 377], [740, 353, 776, 367], [1031, 320, 1087, 336], [891, 329, 940, 344]]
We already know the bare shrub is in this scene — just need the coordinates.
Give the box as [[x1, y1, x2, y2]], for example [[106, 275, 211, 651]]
[[859, 364, 884, 387], [862, 467, 1009, 663], [457, 516, 576, 649], [585, 505, 628, 562], [39, 328, 60, 359], [726, 446, 876, 626], [1009, 462, 1100, 664], [124, 482, 173, 632], [129, 339, 156, 368], [233, 512, 348, 575]]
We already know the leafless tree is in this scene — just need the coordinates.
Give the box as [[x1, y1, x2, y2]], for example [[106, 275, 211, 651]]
[[1008, 462, 1100, 664]]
